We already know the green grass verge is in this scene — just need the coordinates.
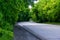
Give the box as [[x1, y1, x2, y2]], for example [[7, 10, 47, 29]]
[[45, 22, 60, 25]]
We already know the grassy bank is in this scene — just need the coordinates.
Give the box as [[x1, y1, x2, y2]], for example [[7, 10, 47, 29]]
[[44, 22, 60, 25]]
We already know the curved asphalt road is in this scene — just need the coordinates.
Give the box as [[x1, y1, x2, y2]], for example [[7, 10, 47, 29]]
[[14, 22, 60, 40]]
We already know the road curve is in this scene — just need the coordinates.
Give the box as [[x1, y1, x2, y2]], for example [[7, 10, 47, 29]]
[[14, 22, 60, 40]]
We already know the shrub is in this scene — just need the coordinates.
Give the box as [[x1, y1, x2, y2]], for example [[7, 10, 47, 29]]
[[0, 0, 29, 40], [31, 0, 60, 23]]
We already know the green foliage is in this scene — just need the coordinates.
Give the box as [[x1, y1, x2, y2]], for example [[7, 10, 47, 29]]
[[31, 0, 60, 23], [0, 12, 3, 21], [0, 28, 13, 40], [0, 0, 29, 40], [17, 0, 30, 22], [0, 0, 60, 40], [18, 8, 30, 22], [0, 0, 18, 24]]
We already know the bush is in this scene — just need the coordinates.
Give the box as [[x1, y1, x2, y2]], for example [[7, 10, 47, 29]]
[[0, 0, 29, 40], [18, 8, 30, 22], [31, 0, 60, 23]]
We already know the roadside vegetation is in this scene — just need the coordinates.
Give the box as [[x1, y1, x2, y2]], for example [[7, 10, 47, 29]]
[[0, 0, 60, 40], [31, 0, 60, 23], [0, 0, 29, 40]]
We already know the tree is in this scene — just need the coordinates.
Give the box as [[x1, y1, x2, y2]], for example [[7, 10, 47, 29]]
[[31, 0, 60, 23], [0, 0, 30, 40]]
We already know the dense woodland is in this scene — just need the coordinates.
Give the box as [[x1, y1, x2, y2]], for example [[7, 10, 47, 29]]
[[0, 0, 60, 40]]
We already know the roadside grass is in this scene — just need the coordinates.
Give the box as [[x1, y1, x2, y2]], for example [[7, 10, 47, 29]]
[[44, 22, 60, 25]]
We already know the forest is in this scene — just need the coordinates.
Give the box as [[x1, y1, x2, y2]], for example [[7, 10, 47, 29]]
[[0, 0, 60, 40]]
